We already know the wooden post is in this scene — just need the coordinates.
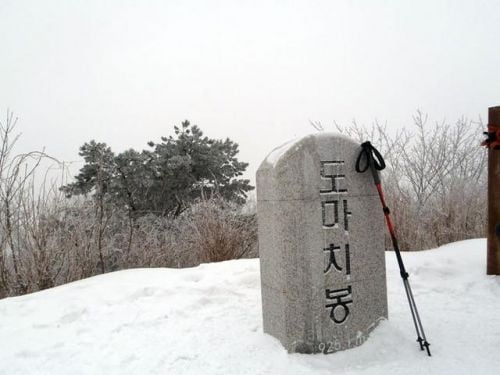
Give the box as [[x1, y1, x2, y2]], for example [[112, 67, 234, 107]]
[[487, 106, 500, 275]]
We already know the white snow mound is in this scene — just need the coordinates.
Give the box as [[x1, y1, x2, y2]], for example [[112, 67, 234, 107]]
[[1, 239, 499, 375]]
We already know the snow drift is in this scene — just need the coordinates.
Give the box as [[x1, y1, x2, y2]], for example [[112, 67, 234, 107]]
[[1, 239, 499, 375]]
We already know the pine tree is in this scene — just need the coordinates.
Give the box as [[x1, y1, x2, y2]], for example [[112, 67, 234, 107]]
[[61, 121, 253, 216]]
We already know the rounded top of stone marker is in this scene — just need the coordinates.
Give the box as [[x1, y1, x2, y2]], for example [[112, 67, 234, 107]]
[[259, 132, 357, 171]]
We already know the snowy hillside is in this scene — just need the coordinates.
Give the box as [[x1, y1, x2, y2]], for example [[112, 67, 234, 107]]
[[1, 239, 499, 375]]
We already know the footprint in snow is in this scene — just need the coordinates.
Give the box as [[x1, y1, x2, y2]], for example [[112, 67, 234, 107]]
[[59, 308, 87, 324], [127, 287, 159, 301], [182, 273, 203, 283]]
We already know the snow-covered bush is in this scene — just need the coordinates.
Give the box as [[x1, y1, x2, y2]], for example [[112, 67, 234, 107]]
[[174, 198, 257, 264], [0, 192, 257, 297]]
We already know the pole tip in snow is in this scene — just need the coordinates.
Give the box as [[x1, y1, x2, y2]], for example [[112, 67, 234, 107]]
[[417, 337, 431, 356], [423, 341, 431, 357]]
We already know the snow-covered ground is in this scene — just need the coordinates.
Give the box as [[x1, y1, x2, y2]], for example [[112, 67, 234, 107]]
[[1, 239, 499, 375]]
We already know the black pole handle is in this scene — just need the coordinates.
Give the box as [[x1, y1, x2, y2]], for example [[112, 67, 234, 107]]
[[355, 141, 386, 185]]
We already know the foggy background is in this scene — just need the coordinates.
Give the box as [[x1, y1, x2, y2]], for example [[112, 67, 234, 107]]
[[1, 0, 499, 184]]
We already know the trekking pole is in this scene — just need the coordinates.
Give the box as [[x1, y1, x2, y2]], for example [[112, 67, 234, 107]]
[[355, 141, 431, 357]]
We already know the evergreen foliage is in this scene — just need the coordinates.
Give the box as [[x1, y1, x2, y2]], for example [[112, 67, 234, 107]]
[[61, 121, 253, 216]]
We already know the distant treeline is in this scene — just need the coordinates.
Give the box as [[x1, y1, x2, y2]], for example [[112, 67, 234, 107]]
[[0, 111, 486, 298]]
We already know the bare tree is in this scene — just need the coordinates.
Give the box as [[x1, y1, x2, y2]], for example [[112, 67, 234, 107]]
[[0, 110, 59, 294], [330, 112, 486, 250]]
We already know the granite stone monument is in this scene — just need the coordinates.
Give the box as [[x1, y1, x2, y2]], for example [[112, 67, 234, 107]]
[[257, 133, 388, 354]]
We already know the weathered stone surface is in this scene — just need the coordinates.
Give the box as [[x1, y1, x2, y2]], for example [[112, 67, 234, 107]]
[[257, 133, 388, 354]]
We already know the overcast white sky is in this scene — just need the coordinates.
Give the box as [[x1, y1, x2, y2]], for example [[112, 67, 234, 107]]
[[1, 0, 499, 184]]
